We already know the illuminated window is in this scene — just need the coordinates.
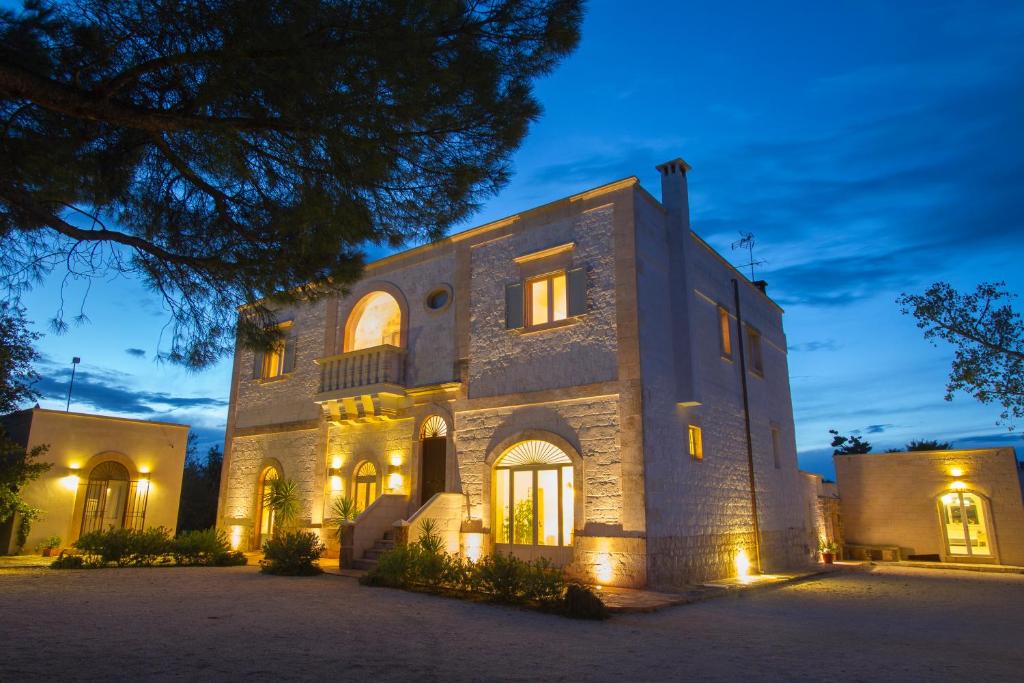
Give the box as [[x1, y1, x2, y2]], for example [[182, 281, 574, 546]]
[[771, 427, 781, 469], [494, 440, 574, 547], [527, 272, 567, 327], [346, 291, 402, 351], [718, 306, 732, 359], [252, 322, 295, 380], [80, 461, 149, 535], [354, 461, 379, 512], [747, 326, 764, 376], [941, 491, 992, 557], [688, 425, 703, 461], [256, 466, 279, 545]]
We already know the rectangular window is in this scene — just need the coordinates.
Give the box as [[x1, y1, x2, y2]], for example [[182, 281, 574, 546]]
[[718, 306, 732, 359], [688, 425, 703, 461], [263, 343, 285, 379], [252, 321, 295, 380], [747, 326, 764, 376], [526, 271, 568, 328], [771, 427, 781, 469]]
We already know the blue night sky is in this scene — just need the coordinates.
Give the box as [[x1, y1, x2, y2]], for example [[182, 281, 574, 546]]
[[16, 1, 1024, 477]]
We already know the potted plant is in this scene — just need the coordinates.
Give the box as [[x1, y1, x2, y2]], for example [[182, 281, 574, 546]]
[[328, 497, 358, 569], [37, 535, 61, 557], [819, 539, 837, 564]]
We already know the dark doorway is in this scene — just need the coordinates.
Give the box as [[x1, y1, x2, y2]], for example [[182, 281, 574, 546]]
[[420, 437, 446, 504]]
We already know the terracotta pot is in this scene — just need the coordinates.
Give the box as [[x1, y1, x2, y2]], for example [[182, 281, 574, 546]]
[[822, 552, 834, 564]]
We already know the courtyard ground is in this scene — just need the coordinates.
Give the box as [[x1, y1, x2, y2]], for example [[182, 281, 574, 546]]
[[0, 563, 1021, 681]]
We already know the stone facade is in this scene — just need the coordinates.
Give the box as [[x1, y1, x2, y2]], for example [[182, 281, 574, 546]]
[[835, 448, 1024, 566], [218, 157, 813, 587]]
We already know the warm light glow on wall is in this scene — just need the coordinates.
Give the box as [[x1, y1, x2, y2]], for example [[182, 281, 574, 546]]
[[138, 465, 151, 474], [735, 549, 751, 580], [331, 456, 343, 470], [136, 477, 151, 494], [389, 452, 404, 467], [594, 552, 613, 584], [949, 467, 964, 477], [229, 526, 243, 550], [61, 474, 80, 491], [950, 480, 967, 491], [388, 472, 403, 491], [463, 532, 484, 563], [330, 475, 343, 492]]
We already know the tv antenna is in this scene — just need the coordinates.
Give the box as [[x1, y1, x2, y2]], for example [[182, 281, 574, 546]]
[[730, 232, 766, 281]]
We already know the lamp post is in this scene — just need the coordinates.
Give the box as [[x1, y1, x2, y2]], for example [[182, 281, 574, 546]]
[[66, 356, 81, 412]]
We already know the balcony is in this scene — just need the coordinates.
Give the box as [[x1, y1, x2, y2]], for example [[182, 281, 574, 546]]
[[314, 345, 408, 421]]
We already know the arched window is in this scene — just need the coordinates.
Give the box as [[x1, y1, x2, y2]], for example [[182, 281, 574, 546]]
[[354, 461, 379, 512], [494, 441, 574, 547], [256, 466, 280, 545], [345, 291, 402, 351], [420, 415, 448, 439], [81, 461, 132, 535], [940, 491, 992, 558]]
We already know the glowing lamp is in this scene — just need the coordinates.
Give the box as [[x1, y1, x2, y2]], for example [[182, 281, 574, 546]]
[[594, 553, 614, 584], [735, 549, 751, 580], [949, 467, 963, 478], [138, 465, 151, 474], [462, 533, 484, 563], [331, 456, 343, 470]]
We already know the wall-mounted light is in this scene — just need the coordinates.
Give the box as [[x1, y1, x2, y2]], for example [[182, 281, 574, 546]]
[[331, 456, 343, 470], [949, 467, 964, 478]]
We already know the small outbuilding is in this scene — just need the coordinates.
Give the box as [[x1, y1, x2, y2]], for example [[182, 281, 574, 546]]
[[835, 448, 1024, 566], [0, 408, 189, 555]]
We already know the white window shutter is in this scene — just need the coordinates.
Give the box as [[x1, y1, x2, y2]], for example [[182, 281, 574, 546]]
[[505, 283, 524, 329], [567, 267, 587, 316]]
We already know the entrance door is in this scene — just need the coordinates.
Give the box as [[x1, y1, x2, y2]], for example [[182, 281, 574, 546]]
[[420, 437, 446, 504], [941, 491, 992, 558]]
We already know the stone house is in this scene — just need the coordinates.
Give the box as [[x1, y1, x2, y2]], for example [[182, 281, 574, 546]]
[[0, 408, 188, 555], [217, 158, 813, 587], [835, 448, 1024, 565]]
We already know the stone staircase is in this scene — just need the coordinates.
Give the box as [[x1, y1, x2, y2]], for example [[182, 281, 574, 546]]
[[351, 530, 395, 571]]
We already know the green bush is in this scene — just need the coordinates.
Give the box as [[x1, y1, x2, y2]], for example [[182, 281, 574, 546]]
[[49, 551, 84, 569], [172, 528, 233, 566], [562, 583, 609, 620], [361, 520, 580, 615], [73, 527, 172, 567], [261, 530, 325, 576], [214, 549, 248, 566]]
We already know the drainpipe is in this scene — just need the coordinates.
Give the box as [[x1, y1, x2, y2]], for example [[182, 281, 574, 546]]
[[732, 279, 763, 573]]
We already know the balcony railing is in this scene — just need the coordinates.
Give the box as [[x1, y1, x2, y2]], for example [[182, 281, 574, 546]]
[[316, 344, 406, 395]]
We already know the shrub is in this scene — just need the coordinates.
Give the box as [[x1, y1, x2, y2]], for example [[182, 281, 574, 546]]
[[36, 535, 61, 552], [261, 530, 325, 576], [215, 550, 248, 566], [50, 551, 85, 569], [475, 552, 529, 603], [520, 557, 565, 603], [561, 583, 609, 620], [73, 527, 172, 567], [172, 528, 232, 566], [362, 542, 420, 587]]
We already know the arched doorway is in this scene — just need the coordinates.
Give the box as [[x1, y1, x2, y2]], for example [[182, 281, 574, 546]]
[[255, 466, 280, 547], [354, 461, 380, 513], [81, 461, 132, 535], [345, 291, 403, 351], [940, 491, 993, 559], [419, 416, 448, 505], [493, 440, 575, 562]]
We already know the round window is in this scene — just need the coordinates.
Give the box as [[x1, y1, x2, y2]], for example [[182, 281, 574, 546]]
[[425, 287, 451, 311]]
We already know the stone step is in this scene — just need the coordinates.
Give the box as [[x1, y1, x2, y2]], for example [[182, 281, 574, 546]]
[[382, 531, 393, 541], [364, 548, 387, 560], [373, 540, 395, 550], [351, 558, 378, 571]]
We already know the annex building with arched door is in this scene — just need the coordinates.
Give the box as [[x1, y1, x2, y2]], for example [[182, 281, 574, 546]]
[[0, 408, 189, 555], [218, 156, 818, 588]]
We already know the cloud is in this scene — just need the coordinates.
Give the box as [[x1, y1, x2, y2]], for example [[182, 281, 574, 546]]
[[863, 424, 895, 435], [34, 365, 227, 416], [788, 339, 839, 353], [125, 348, 146, 358]]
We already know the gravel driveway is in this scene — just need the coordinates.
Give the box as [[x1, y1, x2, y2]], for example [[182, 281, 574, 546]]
[[1, 564, 1021, 681]]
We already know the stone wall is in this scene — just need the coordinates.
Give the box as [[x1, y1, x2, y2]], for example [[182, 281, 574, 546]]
[[835, 448, 1024, 565]]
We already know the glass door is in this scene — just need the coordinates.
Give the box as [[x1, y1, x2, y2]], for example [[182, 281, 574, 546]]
[[941, 492, 992, 558]]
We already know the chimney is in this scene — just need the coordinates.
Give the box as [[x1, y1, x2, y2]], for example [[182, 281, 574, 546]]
[[655, 157, 692, 231]]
